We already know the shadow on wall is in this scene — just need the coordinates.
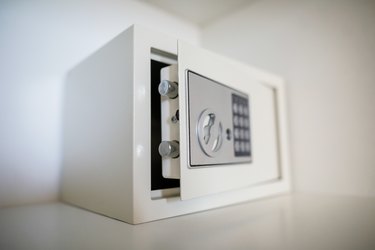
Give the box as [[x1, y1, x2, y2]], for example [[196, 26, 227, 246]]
[[202, 0, 375, 197], [0, 0, 200, 208]]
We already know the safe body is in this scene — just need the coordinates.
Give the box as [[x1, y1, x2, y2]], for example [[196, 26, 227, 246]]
[[61, 25, 291, 224]]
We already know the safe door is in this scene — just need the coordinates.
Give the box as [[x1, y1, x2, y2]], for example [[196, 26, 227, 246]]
[[158, 42, 282, 200]]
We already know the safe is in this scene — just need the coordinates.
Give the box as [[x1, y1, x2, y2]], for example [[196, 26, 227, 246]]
[[61, 25, 291, 224]]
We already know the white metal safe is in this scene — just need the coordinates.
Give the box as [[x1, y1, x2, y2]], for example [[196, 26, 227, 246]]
[[61, 25, 291, 224]]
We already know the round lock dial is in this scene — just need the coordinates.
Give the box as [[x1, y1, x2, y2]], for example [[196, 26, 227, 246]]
[[197, 109, 223, 157]]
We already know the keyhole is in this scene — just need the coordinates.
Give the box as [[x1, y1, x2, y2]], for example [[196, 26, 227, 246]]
[[203, 113, 215, 144]]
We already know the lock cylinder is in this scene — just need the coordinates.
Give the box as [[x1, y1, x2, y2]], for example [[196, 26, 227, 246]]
[[158, 141, 180, 158], [158, 80, 178, 99]]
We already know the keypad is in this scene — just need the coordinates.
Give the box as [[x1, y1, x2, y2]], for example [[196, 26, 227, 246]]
[[232, 94, 251, 157]]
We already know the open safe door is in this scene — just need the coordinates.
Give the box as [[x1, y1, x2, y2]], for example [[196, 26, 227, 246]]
[[177, 42, 281, 200]]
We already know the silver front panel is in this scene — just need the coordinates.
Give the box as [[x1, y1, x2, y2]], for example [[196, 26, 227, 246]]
[[187, 71, 252, 167]]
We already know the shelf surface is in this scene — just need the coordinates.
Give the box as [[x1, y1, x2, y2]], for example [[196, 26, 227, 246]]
[[1, 194, 375, 250]]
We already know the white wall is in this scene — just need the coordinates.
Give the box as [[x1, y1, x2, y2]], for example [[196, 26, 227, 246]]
[[0, 0, 200, 207], [2, 0, 374, 208], [202, 0, 375, 196]]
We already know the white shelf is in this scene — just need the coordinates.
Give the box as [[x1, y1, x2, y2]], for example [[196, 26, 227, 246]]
[[1, 194, 375, 250]]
